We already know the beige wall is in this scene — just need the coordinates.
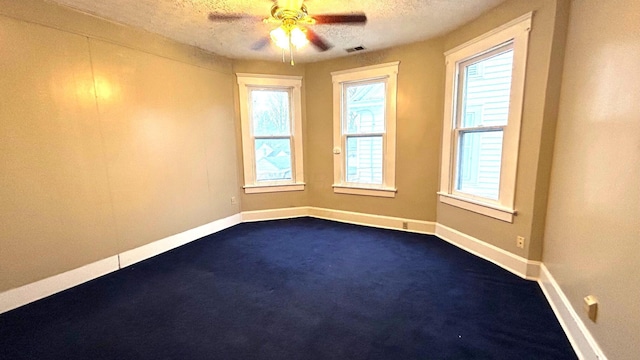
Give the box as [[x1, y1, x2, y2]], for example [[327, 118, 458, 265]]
[[437, 0, 569, 260], [543, 0, 640, 358], [0, 0, 239, 292], [231, 60, 309, 211], [304, 39, 445, 221]]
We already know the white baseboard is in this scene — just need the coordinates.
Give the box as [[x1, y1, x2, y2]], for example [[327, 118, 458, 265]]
[[538, 264, 607, 360], [435, 223, 541, 280], [0, 256, 119, 314], [240, 206, 436, 234], [119, 213, 241, 268], [0, 214, 242, 314], [241, 207, 309, 222], [308, 207, 436, 234]]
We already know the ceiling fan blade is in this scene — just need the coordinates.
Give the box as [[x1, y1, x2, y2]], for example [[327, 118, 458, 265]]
[[313, 14, 367, 25], [208, 12, 258, 21], [251, 37, 271, 51], [306, 28, 332, 52]]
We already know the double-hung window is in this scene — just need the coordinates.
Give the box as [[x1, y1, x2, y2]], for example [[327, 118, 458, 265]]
[[331, 62, 399, 198], [237, 74, 304, 193], [439, 14, 531, 222]]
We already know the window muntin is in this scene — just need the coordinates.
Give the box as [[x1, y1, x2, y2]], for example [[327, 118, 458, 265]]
[[237, 74, 304, 194], [331, 62, 399, 198]]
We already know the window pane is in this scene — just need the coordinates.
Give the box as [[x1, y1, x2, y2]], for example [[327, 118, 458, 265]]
[[255, 138, 292, 181], [346, 136, 383, 184], [345, 82, 385, 134], [251, 90, 290, 136], [462, 49, 513, 128], [456, 130, 503, 200]]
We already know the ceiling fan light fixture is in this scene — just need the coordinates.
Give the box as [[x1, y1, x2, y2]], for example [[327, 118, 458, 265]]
[[270, 27, 290, 49], [270, 25, 308, 50], [290, 27, 309, 48]]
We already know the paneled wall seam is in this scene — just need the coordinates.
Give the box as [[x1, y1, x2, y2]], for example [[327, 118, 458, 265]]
[[86, 37, 121, 253]]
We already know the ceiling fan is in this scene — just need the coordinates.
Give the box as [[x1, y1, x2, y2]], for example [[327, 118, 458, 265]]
[[208, 0, 367, 65]]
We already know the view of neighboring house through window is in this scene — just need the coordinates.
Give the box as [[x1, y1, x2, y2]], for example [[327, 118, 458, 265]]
[[331, 62, 399, 198], [237, 74, 304, 194], [439, 13, 531, 222]]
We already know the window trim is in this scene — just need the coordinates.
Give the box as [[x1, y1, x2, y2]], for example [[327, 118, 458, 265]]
[[439, 13, 532, 223], [331, 61, 399, 198], [237, 73, 304, 194]]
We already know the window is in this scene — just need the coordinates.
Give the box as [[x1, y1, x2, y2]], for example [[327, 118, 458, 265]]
[[439, 13, 531, 222], [237, 74, 304, 193], [331, 62, 399, 198]]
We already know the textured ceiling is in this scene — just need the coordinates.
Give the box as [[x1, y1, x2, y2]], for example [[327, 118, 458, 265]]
[[47, 0, 506, 63]]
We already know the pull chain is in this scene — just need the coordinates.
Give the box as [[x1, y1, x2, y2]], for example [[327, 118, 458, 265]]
[[289, 34, 295, 66]]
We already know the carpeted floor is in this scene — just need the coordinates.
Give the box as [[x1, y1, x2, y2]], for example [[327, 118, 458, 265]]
[[0, 217, 576, 359]]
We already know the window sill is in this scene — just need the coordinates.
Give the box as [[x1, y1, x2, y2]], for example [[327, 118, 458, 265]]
[[244, 183, 305, 194], [438, 192, 515, 223], [333, 185, 397, 198]]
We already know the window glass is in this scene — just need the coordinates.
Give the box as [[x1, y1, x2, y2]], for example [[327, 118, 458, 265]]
[[456, 130, 504, 199], [345, 82, 385, 134], [346, 136, 383, 184], [254, 138, 292, 181], [461, 49, 513, 128], [251, 90, 290, 136]]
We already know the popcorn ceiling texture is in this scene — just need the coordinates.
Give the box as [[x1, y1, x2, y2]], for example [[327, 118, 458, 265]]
[[47, 0, 506, 63]]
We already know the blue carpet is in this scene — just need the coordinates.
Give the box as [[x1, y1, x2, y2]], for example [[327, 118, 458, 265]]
[[0, 217, 576, 359]]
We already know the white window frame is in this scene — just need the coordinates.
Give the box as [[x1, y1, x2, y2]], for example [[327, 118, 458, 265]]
[[438, 13, 532, 223], [237, 73, 304, 194], [331, 62, 399, 198]]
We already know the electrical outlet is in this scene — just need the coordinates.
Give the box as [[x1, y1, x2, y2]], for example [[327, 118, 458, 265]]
[[516, 236, 525, 249], [402, 221, 408, 230], [583, 295, 598, 322], [231, 196, 237, 205]]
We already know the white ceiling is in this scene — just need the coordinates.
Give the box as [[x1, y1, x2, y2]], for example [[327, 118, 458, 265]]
[[47, 0, 506, 63]]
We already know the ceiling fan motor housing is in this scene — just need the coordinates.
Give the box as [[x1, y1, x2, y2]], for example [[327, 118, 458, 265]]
[[268, 4, 313, 28]]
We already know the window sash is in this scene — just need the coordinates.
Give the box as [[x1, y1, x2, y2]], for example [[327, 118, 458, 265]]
[[343, 134, 385, 186], [249, 87, 295, 185], [248, 87, 293, 137], [452, 128, 504, 201], [342, 79, 387, 135], [253, 136, 294, 184], [341, 80, 387, 186]]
